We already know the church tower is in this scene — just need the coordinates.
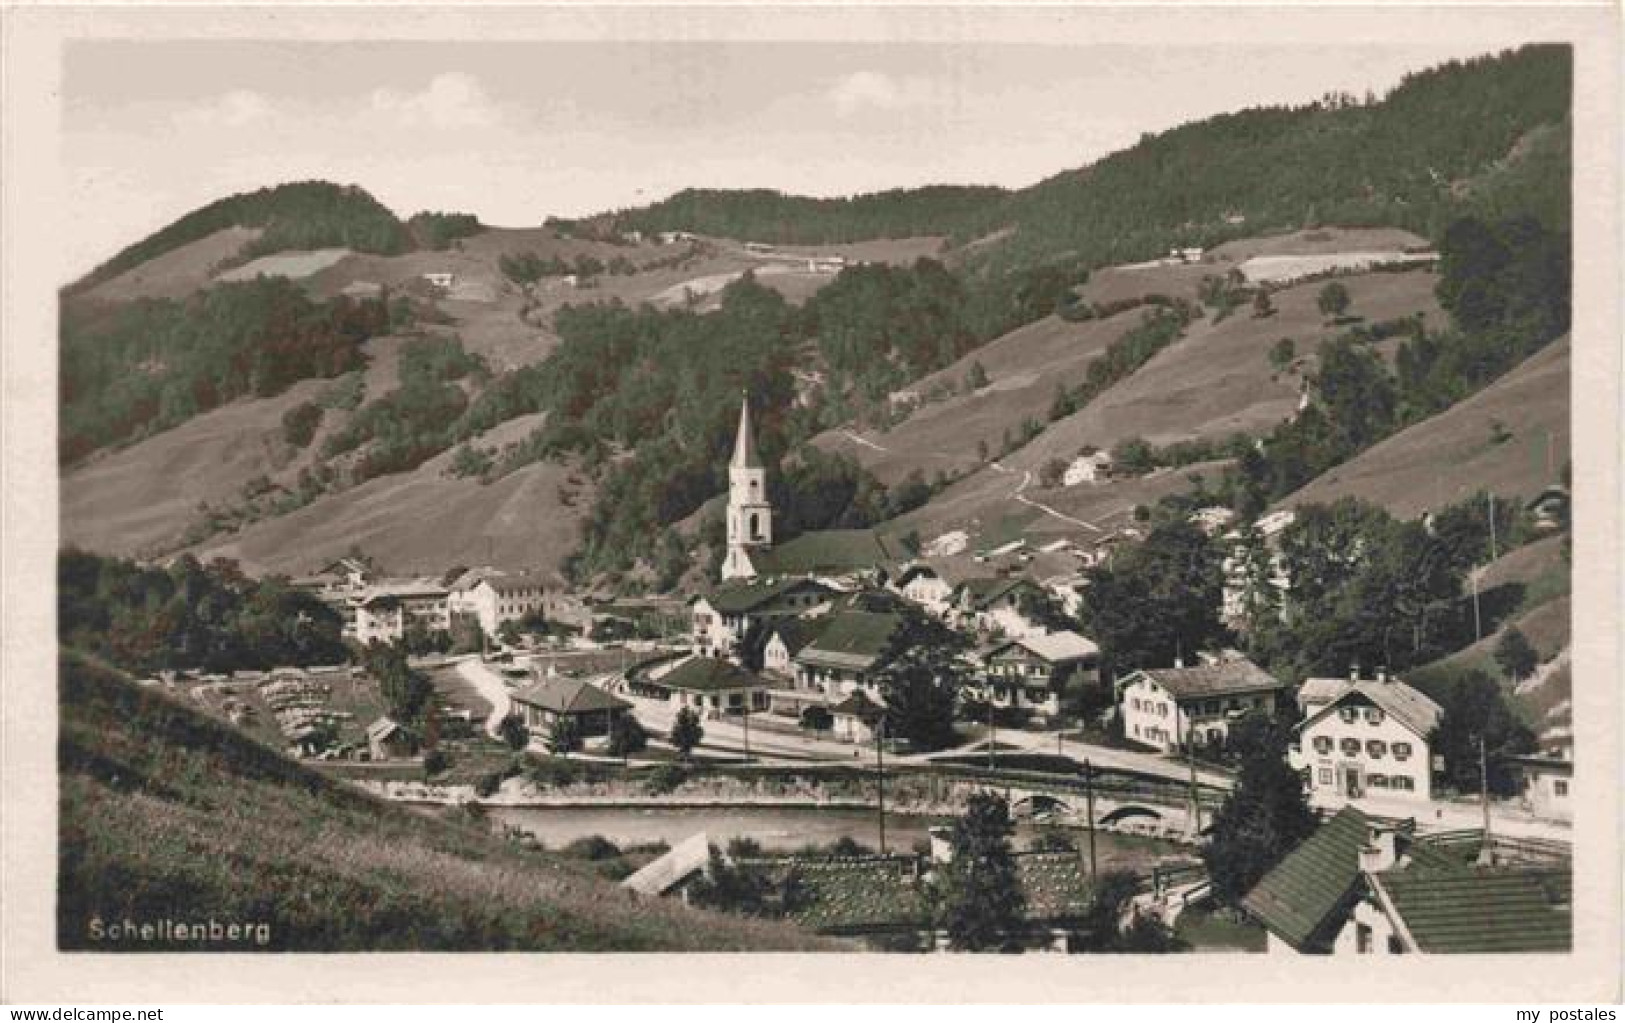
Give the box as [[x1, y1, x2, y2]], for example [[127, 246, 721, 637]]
[[722, 393, 773, 581]]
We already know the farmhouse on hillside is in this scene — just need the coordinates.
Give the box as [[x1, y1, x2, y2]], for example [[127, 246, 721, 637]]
[[1115, 655, 1288, 752]]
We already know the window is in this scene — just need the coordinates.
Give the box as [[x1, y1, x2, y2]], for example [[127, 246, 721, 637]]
[[1356, 923, 1373, 954], [1340, 738, 1362, 756], [1366, 740, 1387, 758], [1313, 736, 1334, 755], [1318, 768, 1333, 785], [1339, 706, 1358, 724], [1392, 742, 1412, 761], [1365, 707, 1385, 725], [1554, 780, 1569, 797], [1391, 776, 1414, 791], [1367, 773, 1388, 788]]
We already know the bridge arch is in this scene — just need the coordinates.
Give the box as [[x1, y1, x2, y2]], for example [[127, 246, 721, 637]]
[[1097, 804, 1164, 826]]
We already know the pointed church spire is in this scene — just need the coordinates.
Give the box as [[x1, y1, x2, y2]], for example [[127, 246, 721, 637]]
[[732, 391, 761, 470]]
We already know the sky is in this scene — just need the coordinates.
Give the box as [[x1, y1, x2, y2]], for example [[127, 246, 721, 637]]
[[61, 39, 1505, 278]]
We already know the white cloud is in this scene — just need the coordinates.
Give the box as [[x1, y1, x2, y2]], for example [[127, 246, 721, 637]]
[[173, 89, 274, 129], [368, 72, 509, 130], [826, 70, 936, 117]]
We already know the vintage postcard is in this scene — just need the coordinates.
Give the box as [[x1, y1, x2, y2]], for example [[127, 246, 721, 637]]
[[1, 2, 1619, 1006]]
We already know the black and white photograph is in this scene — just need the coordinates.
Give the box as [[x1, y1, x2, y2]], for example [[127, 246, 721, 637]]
[[1, 2, 1619, 1008]]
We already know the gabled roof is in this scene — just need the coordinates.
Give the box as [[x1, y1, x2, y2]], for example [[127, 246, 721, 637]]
[[895, 556, 988, 590], [366, 717, 409, 742], [483, 571, 554, 595], [954, 575, 1041, 610], [656, 656, 767, 693], [510, 676, 629, 715], [1374, 866, 1572, 953], [1241, 806, 1371, 951], [766, 617, 826, 657], [751, 529, 903, 576], [985, 630, 1100, 665], [700, 576, 831, 615], [829, 689, 885, 721], [795, 611, 904, 672], [1125, 657, 1284, 701], [1298, 678, 1442, 739], [622, 832, 712, 897], [357, 578, 449, 604]]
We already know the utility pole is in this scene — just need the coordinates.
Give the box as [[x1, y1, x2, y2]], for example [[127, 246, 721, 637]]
[[742, 695, 751, 762], [988, 695, 997, 772], [876, 717, 887, 855], [1187, 724, 1202, 840], [1478, 733, 1494, 866], [1471, 569, 1483, 642], [1487, 492, 1499, 562], [1083, 759, 1098, 883]]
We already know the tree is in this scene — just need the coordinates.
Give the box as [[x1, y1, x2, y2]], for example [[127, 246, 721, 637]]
[[1078, 519, 1226, 678], [1077, 869, 1172, 952], [671, 706, 705, 760], [875, 610, 970, 751], [606, 714, 648, 758], [1267, 337, 1296, 373], [1494, 627, 1539, 682], [367, 643, 434, 724], [1202, 711, 1317, 907], [1431, 669, 1537, 795], [1037, 457, 1068, 490], [497, 713, 530, 752], [1316, 281, 1351, 321], [1251, 290, 1275, 319], [936, 792, 1027, 951], [965, 360, 990, 390], [546, 715, 582, 755]]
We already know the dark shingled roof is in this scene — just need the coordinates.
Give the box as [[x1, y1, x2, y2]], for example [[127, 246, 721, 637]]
[[701, 577, 830, 615], [1299, 679, 1442, 739], [655, 656, 767, 694], [828, 689, 885, 720], [1241, 806, 1371, 951], [954, 575, 1041, 610], [766, 617, 826, 658], [1375, 867, 1572, 953], [510, 676, 629, 715], [1128, 658, 1285, 701], [796, 611, 904, 672], [751, 529, 903, 576]]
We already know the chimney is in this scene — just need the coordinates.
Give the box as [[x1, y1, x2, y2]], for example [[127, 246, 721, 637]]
[[1360, 827, 1398, 873], [1349, 665, 1360, 682], [1377, 667, 1389, 684]]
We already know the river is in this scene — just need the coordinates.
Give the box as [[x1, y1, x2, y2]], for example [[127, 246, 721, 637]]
[[489, 804, 1189, 871]]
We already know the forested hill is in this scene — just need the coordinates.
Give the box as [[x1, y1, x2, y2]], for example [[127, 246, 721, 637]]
[[550, 184, 1008, 246], [561, 44, 1569, 273], [71, 181, 418, 293]]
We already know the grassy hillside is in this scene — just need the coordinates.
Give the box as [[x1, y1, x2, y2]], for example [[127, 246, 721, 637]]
[[58, 652, 840, 951], [1279, 336, 1568, 518]]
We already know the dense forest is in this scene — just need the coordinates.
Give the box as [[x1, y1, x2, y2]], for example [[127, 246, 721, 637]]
[[557, 45, 1568, 283], [551, 184, 1008, 247], [60, 277, 399, 464], [59, 548, 349, 674], [72, 182, 413, 291]]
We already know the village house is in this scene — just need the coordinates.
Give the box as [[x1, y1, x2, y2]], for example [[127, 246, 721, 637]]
[[1293, 672, 1441, 805], [1062, 450, 1114, 487], [689, 577, 834, 659], [975, 631, 1102, 720], [351, 579, 452, 645], [289, 556, 374, 634], [633, 655, 772, 718], [422, 272, 455, 289], [509, 676, 631, 742], [1509, 744, 1573, 822], [365, 717, 418, 760], [1244, 806, 1571, 955], [1220, 509, 1296, 626], [949, 575, 1048, 637], [892, 558, 987, 616], [1115, 655, 1288, 751], [761, 617, 825, 680], [827, 689, 886, 744], [791, 609, 905, 701], [449, 570, 551, 639]]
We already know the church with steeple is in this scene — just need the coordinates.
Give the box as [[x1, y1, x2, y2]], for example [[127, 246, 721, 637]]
[[722, 394, 774, 581], [717, 394, 904, 584]]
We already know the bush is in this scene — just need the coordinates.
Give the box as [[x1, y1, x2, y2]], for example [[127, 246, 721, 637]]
[[644, 764, 688, 796], [562, 834, 624, 861], [280, 401, 323, 448], [422, 749, 450, 779]]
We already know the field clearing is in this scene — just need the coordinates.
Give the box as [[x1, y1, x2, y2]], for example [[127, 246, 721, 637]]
[[1280, 337, 1569, 519], [1236, 251, 1436, 285], [215, 247, 352, 282], [80, 226, 263, 302]]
